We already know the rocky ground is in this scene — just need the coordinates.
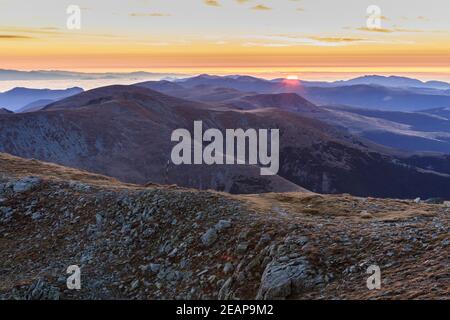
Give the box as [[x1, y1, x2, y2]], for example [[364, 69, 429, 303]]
[[0, 153, 448, 300]]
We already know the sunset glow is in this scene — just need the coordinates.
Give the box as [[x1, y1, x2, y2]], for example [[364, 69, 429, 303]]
[[0, 0, 449, 80]]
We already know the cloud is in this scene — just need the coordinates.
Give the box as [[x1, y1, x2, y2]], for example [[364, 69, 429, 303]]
[[252, 4, 271, 10], [0, 35, 34, 40], [204, 0, 220, 7], [310, 36, 366, 43], [357, 27, 394, 33], [130, 12, 171, 17], [356, 26, 444, 33]]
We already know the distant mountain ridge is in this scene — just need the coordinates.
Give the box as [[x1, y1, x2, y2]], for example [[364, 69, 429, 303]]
[[0, 69, 184, 81], [151, 74, 450, 111], [0, 87, 83, 111], [332, 75, 450, 90], [137, 76, 450, 155]]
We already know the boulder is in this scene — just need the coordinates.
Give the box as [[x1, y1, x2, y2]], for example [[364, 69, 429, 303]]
[[256, 257, 315, 300], [13, 176, 42, 194], [201, 228, 218, 247]]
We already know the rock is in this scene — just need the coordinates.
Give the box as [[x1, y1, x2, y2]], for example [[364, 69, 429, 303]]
[[26, 278, 60, 300], [149, 263, 161, 273], [259, 234, 272, 245], [0, 207, 13, 221], [31, 212, 42, 221], [159, 241, 173, 254], [13, 176, 42, 194], [414, 197, 421, 204], [223, 263, 234, 274], [360, 210, 373, 219], [236, 242, 249, 254], [95, 213, 103, 227], [424, 198, 444, 204], [201, 228, 218, 247], [215, 220, 232, 231], [256, 257, 315, 300], [0, 183, 6, 195], [297, 236, 309, 246], [218, 277, 233, 300], [69, 181, 91, 192], [238, 231, 248, 241], [47, 287, 60, 300], [131, 279, 140, 290], [195, 212, 204, 220], [444, 201, 450, 208]]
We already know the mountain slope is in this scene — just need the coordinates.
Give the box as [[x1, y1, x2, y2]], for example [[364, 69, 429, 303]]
[[0, 108, 13, 114], [17, 99, 55, 113], [227, 93, 319, 112], [0, 153, 448, 300], [303, 85, 450, 111]]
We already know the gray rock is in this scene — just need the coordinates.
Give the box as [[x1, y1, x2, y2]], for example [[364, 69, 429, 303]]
[[95, 213, 103, 227], [195, 212, 204, 220], [297, 236, 309, 246], [201, 228, 218, 247], [31, 212, 42, 221], [424, 198, 444, 204], [259, 233, 272, 244], [13, 177, 42, 194], [69, 181, 91, 192], [218, 277, 233, 300], [256, 257, 315, 300], [0, 183, 6, 195], [236, 242, 249, 254], [0, 207, 13, 221], [223, 262, 234, 274], [131, 279, 140, 290], [215, 220, 232, 231]]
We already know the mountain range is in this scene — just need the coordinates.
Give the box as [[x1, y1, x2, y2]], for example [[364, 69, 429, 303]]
[[153, 74, 450, 111], [0, 69, 184, 81], [0, 87, 83, 112], [137, 76, 450, 155], [2, 82, 450, 198]]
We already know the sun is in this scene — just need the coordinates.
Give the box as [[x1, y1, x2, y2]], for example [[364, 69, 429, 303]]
[[286, 75, 299, 80]]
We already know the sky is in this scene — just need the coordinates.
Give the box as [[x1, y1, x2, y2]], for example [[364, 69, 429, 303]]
[[1, 0, 450, 81]]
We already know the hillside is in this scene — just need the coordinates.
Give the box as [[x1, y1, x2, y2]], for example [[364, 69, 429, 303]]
[[0, 153, 448, 300], [2, 85, 450, 198]]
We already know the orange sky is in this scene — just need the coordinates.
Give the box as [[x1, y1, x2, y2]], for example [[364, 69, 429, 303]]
[[1, 0, 450, 81]]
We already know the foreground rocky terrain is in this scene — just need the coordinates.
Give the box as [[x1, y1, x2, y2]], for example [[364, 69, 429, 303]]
[[0, 153, 448, 300]]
